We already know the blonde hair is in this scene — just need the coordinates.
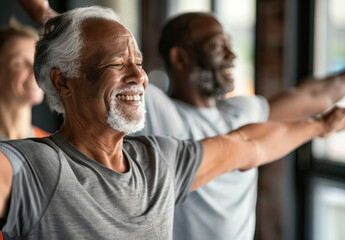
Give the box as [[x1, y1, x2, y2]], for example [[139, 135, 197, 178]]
[[0, 17, 38, 52]]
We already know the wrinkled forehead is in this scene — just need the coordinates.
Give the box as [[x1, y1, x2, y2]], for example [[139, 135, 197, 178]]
[[81, 18, 141, 60]]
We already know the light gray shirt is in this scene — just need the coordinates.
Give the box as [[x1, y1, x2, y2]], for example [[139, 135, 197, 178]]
[[0, 132, 203, 240], [139, 84, 269, 240]]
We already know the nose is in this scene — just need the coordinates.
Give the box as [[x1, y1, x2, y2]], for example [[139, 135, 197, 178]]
[[224, 46, 236, 60], [124, 63, 148, 86]]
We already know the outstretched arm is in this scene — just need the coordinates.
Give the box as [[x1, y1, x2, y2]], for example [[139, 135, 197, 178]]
[[18, 0, 57, 24], [191, 107, 345, 191], [269, 71, 345, 122]]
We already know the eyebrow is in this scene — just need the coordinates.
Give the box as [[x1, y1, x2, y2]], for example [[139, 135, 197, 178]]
[[106, 51, 143, 60]]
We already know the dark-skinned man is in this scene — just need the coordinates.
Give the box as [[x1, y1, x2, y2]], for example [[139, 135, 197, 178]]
[[14, 2, 345, 239], [2, 6, 345, 239], [138, 13, 345, 240]]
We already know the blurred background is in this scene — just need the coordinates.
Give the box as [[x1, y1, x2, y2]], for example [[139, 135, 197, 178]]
[[1, 0, 344, 239]]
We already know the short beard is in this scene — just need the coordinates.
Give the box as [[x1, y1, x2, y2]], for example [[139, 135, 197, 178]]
[[190, 67, 228, 97], [106, 85, 146, 134]]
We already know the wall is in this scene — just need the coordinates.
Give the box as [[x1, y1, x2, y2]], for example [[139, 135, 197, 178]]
[[255, 0, 296, 239]]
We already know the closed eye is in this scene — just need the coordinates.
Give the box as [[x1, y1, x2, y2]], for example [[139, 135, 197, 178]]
[[107, 64, 124, 70]]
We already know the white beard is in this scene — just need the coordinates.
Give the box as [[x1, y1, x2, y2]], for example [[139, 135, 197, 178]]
[[106, 85, 146, 134]]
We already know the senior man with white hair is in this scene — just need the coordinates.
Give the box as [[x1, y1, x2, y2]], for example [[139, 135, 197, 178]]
[[1, 6, 345, 240]]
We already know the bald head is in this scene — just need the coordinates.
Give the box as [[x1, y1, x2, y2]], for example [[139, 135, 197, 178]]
[[158, 12, 223, 69]]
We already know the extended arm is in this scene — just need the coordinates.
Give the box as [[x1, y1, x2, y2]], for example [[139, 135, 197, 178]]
[[0, 152, 13, 219], [18, 0, 57, 24], [191, 107, 345, 191], [269, 71, 345, 122]]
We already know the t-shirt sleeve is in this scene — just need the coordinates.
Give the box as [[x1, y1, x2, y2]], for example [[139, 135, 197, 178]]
[[173, 139, 204, 204], [146, 136, 204, 205], [135, 84, 185, 137], [0, 140, 60, 238]]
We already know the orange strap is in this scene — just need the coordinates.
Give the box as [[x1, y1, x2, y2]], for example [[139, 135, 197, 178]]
[[33, 126, 50, 138], [0, 232, 3, 240]]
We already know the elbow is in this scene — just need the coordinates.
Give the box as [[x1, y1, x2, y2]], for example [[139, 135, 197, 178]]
[[237, 141, 262, 171]]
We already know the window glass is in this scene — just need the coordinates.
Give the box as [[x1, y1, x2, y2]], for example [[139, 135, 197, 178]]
[[167, 0, 211, 17], [214, 0, 256, 95], [312, 0, 345, 163], [311, 177, 345, 240]]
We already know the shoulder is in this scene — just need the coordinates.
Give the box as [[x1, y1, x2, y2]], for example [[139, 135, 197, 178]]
[[218, 95, 269, 122], [145, 84, 170, 103], [3, 137, 58, 157], [136, 84, 185, 136], [0, 137, 61, 176], [219, 95, 268, 109], [0, 138, 61, 237]]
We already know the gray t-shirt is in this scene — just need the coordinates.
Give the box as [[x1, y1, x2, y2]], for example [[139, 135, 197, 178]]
[[0, 133, 203, 240]]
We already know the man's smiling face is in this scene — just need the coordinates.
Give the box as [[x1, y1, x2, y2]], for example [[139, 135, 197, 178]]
[[188, 16, 236, 97], [71, 18, 148, 133]]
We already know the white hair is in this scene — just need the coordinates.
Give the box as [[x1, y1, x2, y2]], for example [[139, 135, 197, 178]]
[[34, 6, 121, 114]]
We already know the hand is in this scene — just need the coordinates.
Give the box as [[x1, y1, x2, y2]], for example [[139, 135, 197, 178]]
[[318, 107, 345, 138]]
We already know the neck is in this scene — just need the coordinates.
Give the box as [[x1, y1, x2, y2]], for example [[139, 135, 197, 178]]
[[59, 117, 128, 173], [0, 100, 32, 139], [170, 81, 216, 108]]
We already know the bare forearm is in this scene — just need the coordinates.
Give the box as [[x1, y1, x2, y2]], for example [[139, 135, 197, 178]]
[[298, 73, 345, 104], [192, 118, 324, 191], [269, 90, 330, 121], [269, 72, 345, 122], [240, 119, 324, 168]]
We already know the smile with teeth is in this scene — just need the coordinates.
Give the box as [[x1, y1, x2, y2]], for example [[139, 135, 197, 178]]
[[221, 67, 233, 76], [116, 94, 143, 101]]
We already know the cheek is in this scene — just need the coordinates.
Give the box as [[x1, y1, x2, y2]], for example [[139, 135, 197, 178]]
[[8, 71, 25, 92], [84, 66, 104, 82], [142, 71, 149, 87], [204, 50, 226, 65]]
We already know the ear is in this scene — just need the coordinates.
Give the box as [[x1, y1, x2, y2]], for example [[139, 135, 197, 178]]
[[50, 69, 71, 97], [169, 47, 191, 71]]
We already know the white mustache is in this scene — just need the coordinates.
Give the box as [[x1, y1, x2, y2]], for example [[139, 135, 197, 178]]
[[111, 85, 145, 96]]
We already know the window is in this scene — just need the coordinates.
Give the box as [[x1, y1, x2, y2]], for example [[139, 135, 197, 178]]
[[311, 177, 345, 240], [167, 0, 211, 17], [304, 1, 345, 239], [312, 0, 345, 163], [214, 0, 256, 95]]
